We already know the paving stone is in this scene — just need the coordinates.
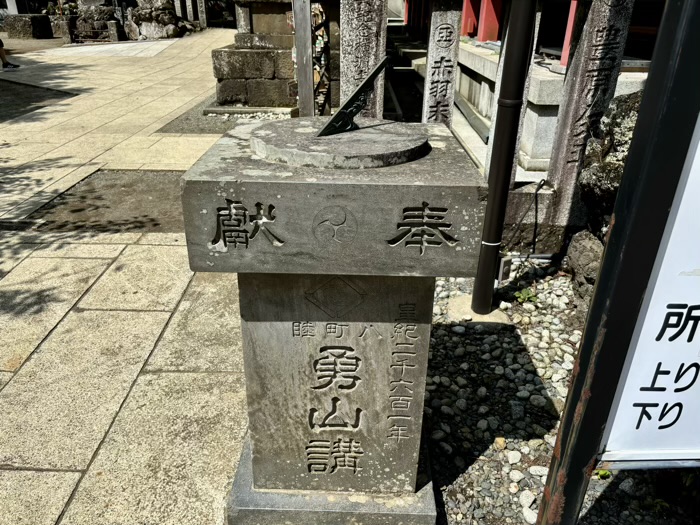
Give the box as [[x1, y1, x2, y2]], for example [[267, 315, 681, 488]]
[[0, 244, 37, 278], [0, 372, 13, 388], [29, 243, 125, 259], [79, 245, 193, 311], [146, 273, 243, 372], [136, 233, 187, 246], [0, 257, 110, 371], [0, 470, 81, 525], [0, 310, 170, 469], [60, 373, 247, 525]]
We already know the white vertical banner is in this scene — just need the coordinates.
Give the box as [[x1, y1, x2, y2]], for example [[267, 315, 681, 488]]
[[602, 113, 700, 463]]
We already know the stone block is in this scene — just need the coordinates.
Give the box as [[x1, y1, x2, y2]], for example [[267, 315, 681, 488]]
[[4, 14, 53, 39], [217, 79, 248, 104], [228, 438, 437, 525], [182, 118, 486, 277], [274, 50, 294, 79], [246, 79, 296, 107], [212, 46, 276, 80], [251, 3, 293, 35], [234, 32, 294, 49], [238, 273, 434, 492]]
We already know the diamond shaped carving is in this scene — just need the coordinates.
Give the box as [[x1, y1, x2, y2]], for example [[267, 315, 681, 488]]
[[305, 277, 366, 318]]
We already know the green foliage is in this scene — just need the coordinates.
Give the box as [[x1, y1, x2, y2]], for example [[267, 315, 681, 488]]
[[515, 287, 537, 304], [594, 469, 612, 480]]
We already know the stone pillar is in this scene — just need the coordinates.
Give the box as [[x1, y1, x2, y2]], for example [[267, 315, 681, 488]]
[[185, 0, 195, 23], [181, 116, 487, 525], [422, 0, 462, 127], [340, 0, 387, 118], [6, 0, 21, 15], [173, 0, 183, 19], [548, 0, 635, 226], [197, 0, 207, 28], [235, 3, 251, 33]]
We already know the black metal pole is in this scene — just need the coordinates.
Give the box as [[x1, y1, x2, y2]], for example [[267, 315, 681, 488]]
[[471, 0, 537, 314], [537, 1, 700, 524]]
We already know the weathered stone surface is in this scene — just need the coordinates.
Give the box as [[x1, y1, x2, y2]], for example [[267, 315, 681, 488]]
[[250, 118, 429, 169], [29, 243, 124, 259], [235, 32, 294, 49], [0, 257, 109, 372], [0, 310, 169, 469], [239, 273, 434, 492], [548, 0, 635, 226], [0, 243, 36, 279], [0, 471, 81, 525], [330, 49, 340, 81], [229, 438, 436, 525], [330, 80, 340, 107], [251, 2, 293, 35], [340, 0, 386, 117], [78, 245, 192, 311], [146, 273, 243, 372], [274, 49, 295, 79], [4, 14, 54, 39], [59, 373, 247, 525], [579, 90, 643, 236], [246, 79, 296, 106], [217, 79, 248, 104], [235, 3, 251, 33], [182, 119, 486, 277], [212, 47, 276, 80], [567, 230, 604, 303], [0, 372, 12, 389], [422, 0, 462, 126]]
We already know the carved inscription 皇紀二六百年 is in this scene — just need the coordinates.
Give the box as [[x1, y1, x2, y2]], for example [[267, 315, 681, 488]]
[[387, 303, 419, 444], [631, 304, 700, 431], [388, 202, 459, 255], [209, 199, 284, 251]]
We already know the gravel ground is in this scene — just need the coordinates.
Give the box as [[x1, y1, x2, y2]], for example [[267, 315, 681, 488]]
[[428, 258, 695, 525]]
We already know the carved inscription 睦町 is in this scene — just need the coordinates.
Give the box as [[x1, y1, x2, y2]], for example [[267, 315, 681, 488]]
[[209, 199, 284, 251], [388, 202, 459, 254]]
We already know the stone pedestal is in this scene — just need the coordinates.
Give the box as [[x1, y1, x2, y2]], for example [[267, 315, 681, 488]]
[[181, 117, 486, 525]]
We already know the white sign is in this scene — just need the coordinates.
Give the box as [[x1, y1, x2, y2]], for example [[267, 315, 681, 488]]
[[601, 114, 700, 464]]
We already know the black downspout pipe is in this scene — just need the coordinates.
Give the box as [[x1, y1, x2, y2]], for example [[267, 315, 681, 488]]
[[471, 0, 537, 314]]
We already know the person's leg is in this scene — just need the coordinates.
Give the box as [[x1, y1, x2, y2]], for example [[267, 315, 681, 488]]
[[0, 40, 20, 69]]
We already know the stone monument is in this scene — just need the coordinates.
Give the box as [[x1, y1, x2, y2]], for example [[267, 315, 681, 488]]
[[340, 0, 387, 117], [548, 0, 634, 226], [421, 0, 462, 127], [181, 103, 486, 523]]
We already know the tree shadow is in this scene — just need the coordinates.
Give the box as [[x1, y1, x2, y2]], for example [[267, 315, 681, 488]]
[[422, 320, 560, 525]]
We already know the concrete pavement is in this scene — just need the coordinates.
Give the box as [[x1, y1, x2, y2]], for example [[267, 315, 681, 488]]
[[0, 30, 234, 221]]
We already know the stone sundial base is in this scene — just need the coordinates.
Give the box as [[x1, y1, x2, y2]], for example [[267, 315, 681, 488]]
[[228, 438, 436, 525]]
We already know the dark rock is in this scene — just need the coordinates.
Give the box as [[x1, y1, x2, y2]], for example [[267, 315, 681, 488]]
[[580, 90, 643, 237], [567, 230, 604, 302]]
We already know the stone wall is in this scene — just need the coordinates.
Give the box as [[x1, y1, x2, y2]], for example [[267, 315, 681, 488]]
[[4, 14, 53, 38]]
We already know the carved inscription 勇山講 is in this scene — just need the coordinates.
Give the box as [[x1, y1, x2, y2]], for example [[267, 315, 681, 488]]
[[209, 199, 284, 251]]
